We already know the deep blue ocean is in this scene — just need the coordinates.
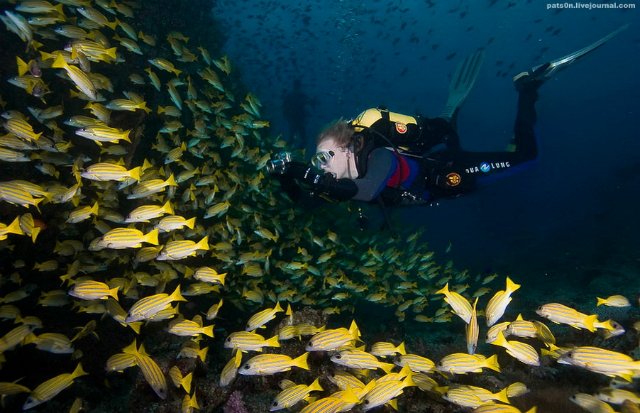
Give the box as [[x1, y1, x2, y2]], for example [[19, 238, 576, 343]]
[[214, 0, 640, 300]]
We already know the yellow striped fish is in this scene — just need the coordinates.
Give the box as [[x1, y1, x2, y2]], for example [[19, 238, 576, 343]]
[[75, 125, 130, 145], [270, 378, 323, 411], [22, 363, 87, 410], [125, 201, 174, 223], [362, 375, 415, 411], [81, 162, 141, 182], [437, 353, 501, 375], [96, 228, 159, 250], [219, 351, 243, 387], [193, 267, 226, 285], [558, 346, 640, 381], [168, 318, 214, 337], [435, 283, 472, 323], [106, 353, 138, 372], [596, 295, 630, 308], [485, 277, 520, 327], [128, 174, 177, 199], [466, 297, 479, 354], [246, 302, 284, 331], [395, 353, 435, 374], [305, 320, 360, 351], [66, 202, 99, 224], [4, 117, 42, 141], [370, 341, 406, 357], [0, 324, 34, 352], [125, 285, 186, 322], [330, 349, 395, 372], [224, 331, 280, 352], [156, 236, 209, 260], [299, 388, 360, 413], [168, 366, 193, 393], [472, 404, 537, 413], [570, 393, 616, 413], [504, 314, 538, 339], [134, 347, 167, 399], [0, 181, 46, 208], [68, 280, 119, 301], [491, 331, 540, 366], [535, 303, 599, 332], [155, 215, 196, 232], [238, 353, 309, 376], [51, 53, 98, 101]]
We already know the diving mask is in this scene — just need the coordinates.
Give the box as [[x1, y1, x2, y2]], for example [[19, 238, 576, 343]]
[[311, 150, 335, 168]]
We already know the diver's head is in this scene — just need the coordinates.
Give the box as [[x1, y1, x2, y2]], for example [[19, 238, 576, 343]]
[[313, 119, 357, 179]]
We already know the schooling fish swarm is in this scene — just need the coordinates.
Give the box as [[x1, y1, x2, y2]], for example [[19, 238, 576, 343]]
[[0, 0, 516, 410], [219, 281, 639, 413]]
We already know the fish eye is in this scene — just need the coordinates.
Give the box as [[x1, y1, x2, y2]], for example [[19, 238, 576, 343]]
[[243, 364, 250, 369], [272, 402, 278, 407], [226, 337, 231, 341], [335, 355, 341, 359]]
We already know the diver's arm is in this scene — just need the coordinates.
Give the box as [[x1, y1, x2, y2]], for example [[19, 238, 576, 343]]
[[284, 162, 358, 201]]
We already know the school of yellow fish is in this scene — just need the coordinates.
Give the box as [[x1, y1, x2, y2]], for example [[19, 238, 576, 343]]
[[0, 0, 639, 412], [216, 280, 639, 413]]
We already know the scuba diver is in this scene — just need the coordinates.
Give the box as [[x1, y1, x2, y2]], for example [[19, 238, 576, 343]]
[[268, 26, 627, 217], [282, 78, 314, 149]]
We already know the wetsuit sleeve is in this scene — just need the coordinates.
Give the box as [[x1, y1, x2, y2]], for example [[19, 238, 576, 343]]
[[352, 148, 396, 202], [283, 162, 358, 201]]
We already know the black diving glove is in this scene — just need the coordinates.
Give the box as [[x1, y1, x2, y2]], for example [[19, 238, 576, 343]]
[[283, 161, 358, 201]]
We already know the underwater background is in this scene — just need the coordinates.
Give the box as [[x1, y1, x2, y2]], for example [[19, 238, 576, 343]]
[[0, 0, 638, 412]]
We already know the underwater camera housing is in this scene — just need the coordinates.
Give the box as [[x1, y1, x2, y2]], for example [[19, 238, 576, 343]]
[[266, 151, 293, 175]]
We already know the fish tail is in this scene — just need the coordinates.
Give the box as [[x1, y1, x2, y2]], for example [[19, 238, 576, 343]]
[[181, 372, 193, 393], [71, 362, 88, 379], [106, 47, 117, 60], [7, 217, 23, 235], [90, 201, 99, 216], [397, 341, 406, 355], [169, 285, 186, 302], [31, 226, 41, 243], [128, 166, 141, 181], [266, 335, 280, 348], [583, 314, 598, 332], [308, 377, 323, 392], [52, 53, 67, 69], [109, 287, 120, 301], [435, 283, 449, 295], [292, 352, 309, 370], [144, 228, 159, 246], [165, 173, 177, 187], [596, 297, 606, 307], [525, 408, 537, 413], [16, 56, 28, 76], [380, 362, 395, 374], [162, 201, 174, 215], [273, 301, 283, 313], [195, 235, 209, 251], [493, 331, 509, 348], [128, 322, 141, 335], [485, 354, 501, 372], [197, 346, 209, 362], [505, 276, 521, 293], [494, 387, 510, 404], [185, 217, 196, 229], [201, 325, 214, 338]]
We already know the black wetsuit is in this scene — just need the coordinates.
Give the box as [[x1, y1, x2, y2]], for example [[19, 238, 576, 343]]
[[278, 81, 540, 206]]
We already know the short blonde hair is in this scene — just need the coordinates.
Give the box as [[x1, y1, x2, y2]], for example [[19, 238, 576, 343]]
[[316, 118, 354, 147]]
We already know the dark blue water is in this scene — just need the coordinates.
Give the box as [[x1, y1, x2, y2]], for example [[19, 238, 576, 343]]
[[213, 0, 640, 301]]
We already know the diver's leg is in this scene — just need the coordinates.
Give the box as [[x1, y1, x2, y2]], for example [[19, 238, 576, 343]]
[[420, 117, 461, 151]]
